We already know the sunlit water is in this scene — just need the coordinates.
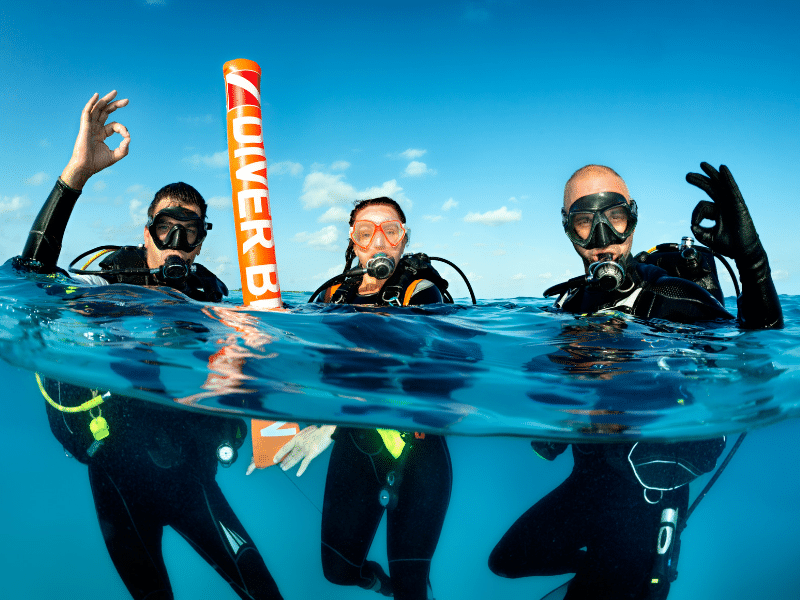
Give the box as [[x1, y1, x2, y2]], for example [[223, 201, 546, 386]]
[[1, 260, 799, 599]]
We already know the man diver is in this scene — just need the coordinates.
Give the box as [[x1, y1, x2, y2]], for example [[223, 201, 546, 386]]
[[15, 91, 283, 600], [488, 164, 783, 599]]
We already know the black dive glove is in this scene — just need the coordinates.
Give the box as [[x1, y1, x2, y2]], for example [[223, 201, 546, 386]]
[[686, 162, 782, 329]]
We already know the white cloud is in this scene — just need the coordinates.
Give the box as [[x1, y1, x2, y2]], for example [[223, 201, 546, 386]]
[[467, 271, 484, 281], [773, 269, 789, 280], [360, 180, 409, 208], [423, 215, 443, 222], [127, 184, 145, 194], [211, 255, 232, 276], [294, 225, 340, 251], [400, 149, 427, 160], [129, 199, 148, 226], [0, 196, 29, 213], [330, 161, 350, 171], [39, 139, 51, 148], [492, 248, 507, 256], [512, 273, 526, 281], [25, 172, 49, 186], [404, 161, 436, 177], [318, 206, 350, 223], [538, 272, 553, 280], [463, 206, 522, 226], [183, 151, 228, 169], [301, 172, 357, 209], [301, 172, 410, 211], [270, 161, 304, 177], [207, 196, 230, 210], [92, 180, 107, 192], [442, 198, 458, 211]]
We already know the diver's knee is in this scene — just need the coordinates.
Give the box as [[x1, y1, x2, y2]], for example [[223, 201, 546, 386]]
[[488, 546, 515, 578], [321, 545, 359, 586]]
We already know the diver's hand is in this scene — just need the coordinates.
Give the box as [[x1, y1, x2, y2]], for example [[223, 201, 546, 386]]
[[273, 425, 336, 477], [686, 162, 761, 262], [61, 91, 130, 190]]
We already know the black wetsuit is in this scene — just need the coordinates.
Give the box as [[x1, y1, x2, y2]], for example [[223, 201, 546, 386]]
[[490, 259, 742, 600], [18, 179, 282, 600], [319, 272, 453, 600]]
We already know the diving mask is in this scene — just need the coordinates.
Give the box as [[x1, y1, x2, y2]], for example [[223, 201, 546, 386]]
[[350, 220, 406, 250], [147, 206, 211, 253], [562, 192, 637, 249]]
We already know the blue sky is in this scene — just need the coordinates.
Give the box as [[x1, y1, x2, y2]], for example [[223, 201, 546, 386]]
[[1, 0, 797, 299]]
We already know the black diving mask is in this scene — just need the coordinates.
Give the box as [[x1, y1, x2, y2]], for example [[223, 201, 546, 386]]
[[147, 207, 211, 253], [562, 192, 637, 250]]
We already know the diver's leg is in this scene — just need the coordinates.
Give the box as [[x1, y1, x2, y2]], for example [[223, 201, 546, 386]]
[[488, 470, 587, 578], [387, 435, 452, 600], [565, 483, 689, 600], [88, 462, 174, 600], [170, 476, 282, 600], [321, 428, 389, 591]]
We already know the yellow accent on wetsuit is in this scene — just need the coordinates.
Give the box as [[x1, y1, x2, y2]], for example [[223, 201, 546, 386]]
[[376, 429, 406, 459]]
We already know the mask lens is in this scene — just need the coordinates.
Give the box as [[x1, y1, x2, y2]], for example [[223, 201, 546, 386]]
[[380, 221, 404, 246], [570, 212, 595, 241], [351, 221, 377, 249], [602, 205, 632, 235]]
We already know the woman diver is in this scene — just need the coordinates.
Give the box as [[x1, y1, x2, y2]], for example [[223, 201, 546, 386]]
[[276, 197, 453, 600]]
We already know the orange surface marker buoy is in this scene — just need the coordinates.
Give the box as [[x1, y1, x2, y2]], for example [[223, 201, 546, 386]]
[[224, 59, 298, 468]]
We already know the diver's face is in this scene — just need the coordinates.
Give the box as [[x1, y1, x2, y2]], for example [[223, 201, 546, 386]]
[[564, 172, 634, 271], [144, 198, 204, 269], [351, 204, 407, 270]]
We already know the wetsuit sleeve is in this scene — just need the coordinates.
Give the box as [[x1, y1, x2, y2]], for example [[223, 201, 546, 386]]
[[19, 178, 82, 270], [405, 279, 443, 306], [735, 253, 782, 330]]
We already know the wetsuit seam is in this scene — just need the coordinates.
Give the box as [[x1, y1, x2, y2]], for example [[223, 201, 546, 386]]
[[388, 558, 432, 563], [321, 541, 375, 587]]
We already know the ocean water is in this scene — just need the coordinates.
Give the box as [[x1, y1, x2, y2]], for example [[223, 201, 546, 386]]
[[1, 260, 799, 599]]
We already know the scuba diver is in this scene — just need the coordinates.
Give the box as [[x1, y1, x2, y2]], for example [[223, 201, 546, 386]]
[[274, 197, 457, 600], [488, 164, 783, 600], [13, 91, 283, 600]]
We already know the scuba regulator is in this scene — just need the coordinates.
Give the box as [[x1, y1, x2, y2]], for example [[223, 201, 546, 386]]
[[587, 253, 627, 292]]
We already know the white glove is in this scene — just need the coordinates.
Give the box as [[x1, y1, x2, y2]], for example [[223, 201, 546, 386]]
[[274, 425, 336, 477]]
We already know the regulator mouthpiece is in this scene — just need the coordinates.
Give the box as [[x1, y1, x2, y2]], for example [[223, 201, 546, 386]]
[[588, 254, 626, 291], [366, 253, 396, 280], [158, 255, 190, 283]]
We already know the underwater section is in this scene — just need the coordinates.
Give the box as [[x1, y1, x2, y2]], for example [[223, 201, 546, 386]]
[[1, 259, 797, 441]]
